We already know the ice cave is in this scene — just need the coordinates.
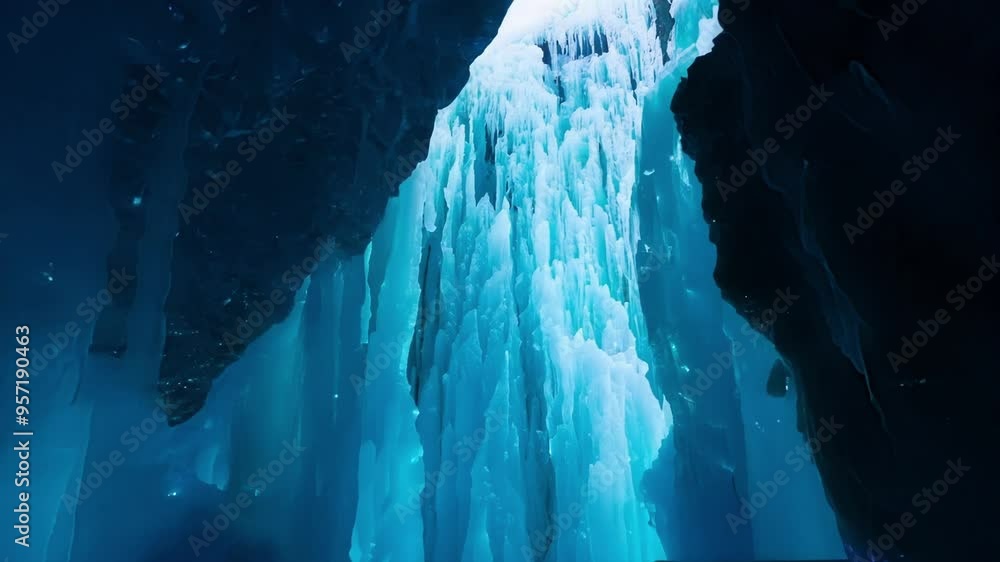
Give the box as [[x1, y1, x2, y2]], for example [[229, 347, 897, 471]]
[[1, 0, 995, 561]]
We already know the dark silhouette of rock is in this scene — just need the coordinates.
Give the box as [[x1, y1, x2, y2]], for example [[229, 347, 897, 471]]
[[672, 1, 999, 560], [93, 0, 513, 424]]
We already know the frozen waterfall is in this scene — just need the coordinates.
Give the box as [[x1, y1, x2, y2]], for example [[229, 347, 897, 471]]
[[351, 0, 669, 560]]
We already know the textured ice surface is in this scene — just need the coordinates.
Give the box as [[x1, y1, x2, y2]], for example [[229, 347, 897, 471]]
[[350, 0, 669, 560]]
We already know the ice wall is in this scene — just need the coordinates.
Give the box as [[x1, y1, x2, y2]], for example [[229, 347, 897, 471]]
[[351, 0, 669, 560]]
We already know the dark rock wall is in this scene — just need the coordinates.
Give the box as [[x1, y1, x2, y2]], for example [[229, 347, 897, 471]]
[[91, 0, 511, 424], [672, 1, 998, 560]]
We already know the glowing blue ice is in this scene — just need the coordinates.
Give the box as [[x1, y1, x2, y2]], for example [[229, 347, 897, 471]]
[[353, 0, 670, 560]]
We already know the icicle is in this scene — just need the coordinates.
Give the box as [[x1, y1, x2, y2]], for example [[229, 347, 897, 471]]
[[354, 1, 670, 560]]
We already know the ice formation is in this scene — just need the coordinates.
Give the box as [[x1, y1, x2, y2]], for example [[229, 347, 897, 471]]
[[351, 0, 668, 560], [13, 1, 849, 561]]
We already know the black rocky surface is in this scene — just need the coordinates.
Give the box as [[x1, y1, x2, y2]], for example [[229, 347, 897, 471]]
[[672, 1, 998, 560], [91, 0, 512, 425]]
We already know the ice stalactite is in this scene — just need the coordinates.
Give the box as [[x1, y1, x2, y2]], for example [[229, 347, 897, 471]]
[[61, 74, 225, 562], [350, 162, 429, 562], [294, 257, 368, 562], [351, 0, 668, 560]]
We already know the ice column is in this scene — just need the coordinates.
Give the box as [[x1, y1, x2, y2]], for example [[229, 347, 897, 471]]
[[353, 0, 669, 560]]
